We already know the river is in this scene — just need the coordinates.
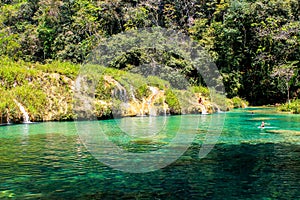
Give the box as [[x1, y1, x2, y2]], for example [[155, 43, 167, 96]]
[[0, 108, 299, 199]]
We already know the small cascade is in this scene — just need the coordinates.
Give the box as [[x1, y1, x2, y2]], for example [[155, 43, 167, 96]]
[[139, 99, 146, 116], [147, 87, 159, 116], [5, 109, 11, 125], [73, 76, 95, 119], [6, 115, 11, 125], [149, 106, 157, 116], [162, 96, 168, 116], [104, 76, 131, 116], [13, 99, 30, 123], [104, 76, 128, 102], [214, 104, 221, 113], [212, 103, 225, 113], [137, 87, 160, 117], [199, 104, 208, 115], [130, 85, 138, 104], [217, 106, 225, 113], [113, 85, 128, 102]]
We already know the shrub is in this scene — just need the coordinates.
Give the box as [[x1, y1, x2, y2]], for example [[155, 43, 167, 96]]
[[135, 84, 150, 100], [189, 86, 210, 97], [278, 99, 300, 114], [165, 89, 181, 114], [231, 96, 248, 108]]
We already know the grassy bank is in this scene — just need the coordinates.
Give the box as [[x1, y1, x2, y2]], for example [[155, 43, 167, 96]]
[[0, 58, 247, 123]]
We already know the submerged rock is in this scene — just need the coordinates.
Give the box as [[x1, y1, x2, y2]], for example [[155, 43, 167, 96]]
[[266, 130, 300, 136]]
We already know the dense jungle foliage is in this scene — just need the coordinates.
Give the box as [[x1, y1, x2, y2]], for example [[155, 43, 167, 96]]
[[0, 0, 299, 106]]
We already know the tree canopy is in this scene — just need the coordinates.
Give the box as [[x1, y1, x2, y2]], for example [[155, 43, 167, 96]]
[[0, 0, 299, 105]]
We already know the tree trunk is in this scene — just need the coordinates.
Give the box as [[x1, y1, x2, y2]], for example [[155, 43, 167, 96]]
[[287, 82, 290, 104]]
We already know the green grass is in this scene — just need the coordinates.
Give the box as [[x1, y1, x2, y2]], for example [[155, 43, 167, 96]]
[[35, 61, 80, 78]]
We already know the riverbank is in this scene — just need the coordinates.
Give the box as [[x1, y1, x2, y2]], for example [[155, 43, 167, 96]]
[[0, 58, 248, 124]]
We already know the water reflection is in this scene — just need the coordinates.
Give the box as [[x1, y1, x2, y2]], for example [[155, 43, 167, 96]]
[[116, 116, 168, 138], [20, 124, 29, 146]]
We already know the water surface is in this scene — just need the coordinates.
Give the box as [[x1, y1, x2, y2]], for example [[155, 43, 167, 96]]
[[0, 108, 299, 199]]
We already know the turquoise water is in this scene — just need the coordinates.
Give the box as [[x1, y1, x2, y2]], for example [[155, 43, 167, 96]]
[[0, 108, 299, 199]]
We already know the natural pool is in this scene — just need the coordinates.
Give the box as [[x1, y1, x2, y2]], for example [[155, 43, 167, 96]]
[[0, 108, 299, 199]]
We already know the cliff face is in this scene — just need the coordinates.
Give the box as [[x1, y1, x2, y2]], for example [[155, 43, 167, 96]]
[[0, 60, 246, 124]]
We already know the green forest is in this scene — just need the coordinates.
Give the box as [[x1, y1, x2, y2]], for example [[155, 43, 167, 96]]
[[0, 0, 300, 121]]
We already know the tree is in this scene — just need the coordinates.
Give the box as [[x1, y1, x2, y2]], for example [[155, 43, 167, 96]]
[[271, 61, 298, 103]]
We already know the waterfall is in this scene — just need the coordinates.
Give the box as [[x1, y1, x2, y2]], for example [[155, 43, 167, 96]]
[[73, 76, 95, 120], [130, 85, 138, 103], [104, 76, 126, 101], [199, 104, 208, 115], [214, 104, 221, 113], [6, 114, 11, 124], [104, 76, 131, 116], [139, 99, 146, 116], [213, 103, 225, 113], [148, 87, 159, 116], [13, 99, 30, 123], [113, 86, 128, 102], [149, 106, 157, 116], [137, 87, 160, 117], [162, 96, 168, 116], [5, 109, 11, 125]]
